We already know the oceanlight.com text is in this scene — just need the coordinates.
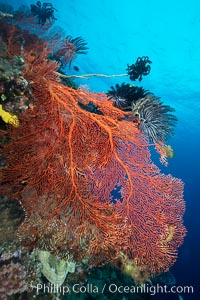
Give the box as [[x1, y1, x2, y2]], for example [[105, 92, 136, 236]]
[[33, 283, 194, 296]]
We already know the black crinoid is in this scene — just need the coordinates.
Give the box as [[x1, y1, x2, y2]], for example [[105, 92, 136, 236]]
[[127, 56, 152, 81], [107, 83, 150, 109], [30, 1, 57, 26], [131, 96, 178, 143]]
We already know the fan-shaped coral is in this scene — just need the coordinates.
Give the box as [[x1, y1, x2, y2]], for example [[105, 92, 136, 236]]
[[0, 16, 186, 281], [1, 47, 186, 277]]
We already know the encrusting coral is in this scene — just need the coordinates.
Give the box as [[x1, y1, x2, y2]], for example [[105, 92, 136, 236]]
[[0, 262, 27, 299]]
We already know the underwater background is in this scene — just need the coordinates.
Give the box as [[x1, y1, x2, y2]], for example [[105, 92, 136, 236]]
[[1, 0, 200, 299]]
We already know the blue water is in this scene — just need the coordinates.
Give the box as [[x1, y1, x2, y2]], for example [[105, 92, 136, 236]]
[[5, 0, 200, 299]]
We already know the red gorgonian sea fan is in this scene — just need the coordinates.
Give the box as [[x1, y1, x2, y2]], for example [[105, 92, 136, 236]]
[[1, 48, 186, 278]]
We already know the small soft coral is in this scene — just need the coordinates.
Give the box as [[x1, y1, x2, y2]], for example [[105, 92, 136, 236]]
[[0, 104, 19, 127]]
